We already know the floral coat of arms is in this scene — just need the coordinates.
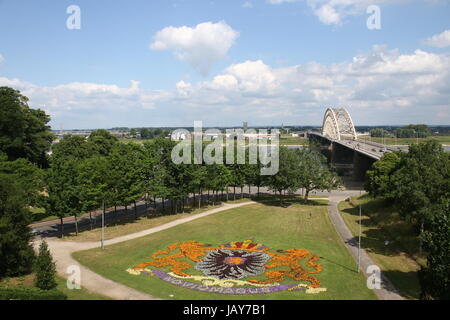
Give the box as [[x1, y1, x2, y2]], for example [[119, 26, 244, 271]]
[[126, 239, 327, 295]]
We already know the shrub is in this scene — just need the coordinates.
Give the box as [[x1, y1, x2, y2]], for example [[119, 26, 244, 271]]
[[0, 286, 67, 300]]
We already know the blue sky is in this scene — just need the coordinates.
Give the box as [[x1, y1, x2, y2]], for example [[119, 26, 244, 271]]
[[0, 0, 449, 129]]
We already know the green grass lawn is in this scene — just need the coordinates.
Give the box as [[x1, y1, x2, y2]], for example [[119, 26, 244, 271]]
[[29, 207, 58, 223], [279, 135, 308, 146], [74, 199, 376, 300], [338, 195, 423, 300]]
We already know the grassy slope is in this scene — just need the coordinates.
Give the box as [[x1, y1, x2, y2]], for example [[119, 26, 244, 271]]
[[338, 195, 423, 300], [74, 200, 376, 300]]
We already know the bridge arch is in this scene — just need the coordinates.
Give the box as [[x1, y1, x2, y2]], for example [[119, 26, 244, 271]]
[[322, 108, 357, 141]]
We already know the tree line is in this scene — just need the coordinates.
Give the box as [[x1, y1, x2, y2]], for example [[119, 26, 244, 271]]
[[365, 140, 449, 300]]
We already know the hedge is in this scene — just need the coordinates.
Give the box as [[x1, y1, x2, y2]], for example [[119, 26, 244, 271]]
[[0, 286, 67, 300]]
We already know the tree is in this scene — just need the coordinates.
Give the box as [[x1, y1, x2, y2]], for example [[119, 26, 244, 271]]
[[45, 134, 93, 237], [0, 154, 44, 207], [0, 174, 35, 277], [295, 148, 341, 200], [390, 140, 449, 227], [108, 143, 145, 218], [44, 160, 81, 237], [34, 240, 57, 290], [265, 147, 302, 203], [77, 156, 111, 229], [365, 152, 402, 198], [87, 129, 119, 156], [418, 203, 450, 300], [0, 87, 53, 167], [370, 128, 393, 138]]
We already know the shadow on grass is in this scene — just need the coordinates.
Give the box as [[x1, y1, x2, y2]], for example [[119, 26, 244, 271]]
[[381, 270, 421, 300], [252, 196, 328, 208], [319, 255, 357, 274]]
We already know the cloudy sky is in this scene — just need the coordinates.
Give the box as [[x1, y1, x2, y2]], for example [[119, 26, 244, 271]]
[[0, 0, 449, 129]]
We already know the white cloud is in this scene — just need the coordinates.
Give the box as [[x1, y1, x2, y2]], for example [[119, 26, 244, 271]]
[[0, 54, 4, 63], [242, 1, 254, 8], [1, 46, 449, 127], [150, 21, 239, 76], [424, 29, 450, 48], [267, 0, 437, 25]]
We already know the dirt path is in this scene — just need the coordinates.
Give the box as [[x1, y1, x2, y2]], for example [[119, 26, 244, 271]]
[[34, 201, 256, 300], [327, 193, 405, 300]]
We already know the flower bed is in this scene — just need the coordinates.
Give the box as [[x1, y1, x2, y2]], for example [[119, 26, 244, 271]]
[[127, 239, 326, 295]]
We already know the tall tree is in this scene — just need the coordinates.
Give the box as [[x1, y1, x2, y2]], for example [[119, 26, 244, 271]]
[[390, 140, 450, 229], [0, 174, 35, 277], [295, 148, 342, 200], [365, 152, 402, 199], [418, 202, 450, 300], [265, 147, 302, 203], [0, 87, 53, 167], [87, 129, 119, 156]]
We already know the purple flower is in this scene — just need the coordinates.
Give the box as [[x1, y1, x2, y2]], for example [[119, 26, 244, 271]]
[[195, 249, 271, 280]]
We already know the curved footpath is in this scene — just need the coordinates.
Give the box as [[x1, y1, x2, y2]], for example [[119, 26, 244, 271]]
[[35, 192, 405, 300], [34, 201, 256, 300], [327, 193, 404, 300]]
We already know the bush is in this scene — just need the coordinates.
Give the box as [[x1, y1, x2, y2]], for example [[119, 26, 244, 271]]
[[0, 286, 67, 300], [34, 240, 57, 290]]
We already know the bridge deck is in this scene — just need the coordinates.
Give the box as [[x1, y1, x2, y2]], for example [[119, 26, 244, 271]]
[[308, 132, 405, 160]]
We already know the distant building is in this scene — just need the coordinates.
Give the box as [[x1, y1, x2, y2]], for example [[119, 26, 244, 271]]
[[243, 122, 248, 130]]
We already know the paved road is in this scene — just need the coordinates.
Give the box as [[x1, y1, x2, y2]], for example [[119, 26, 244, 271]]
[[327, 192, 404, 300], [34, 201, 256, 300]]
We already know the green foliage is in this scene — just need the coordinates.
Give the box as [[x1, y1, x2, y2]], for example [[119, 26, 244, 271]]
[[0, 175, 35, 278], [265, 147, 303, 198], [34, 241, 57, 290], [295, 148, 342, 199], [0, 155, 44, 207], [87, 129, 119, 156], [0, 87, 54, 167], [419, 203, 450, 300], [390, 140, 449, 224], [364, 140, 449, 299], [365, 152, 402, 198], [370, 128, 393, 138], [396, 125, 431, 138], [265, 147, 341, 201], [0, 286, 67, 300]]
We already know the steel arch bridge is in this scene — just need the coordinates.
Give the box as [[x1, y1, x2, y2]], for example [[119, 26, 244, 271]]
[[322, 108, 357, 141]]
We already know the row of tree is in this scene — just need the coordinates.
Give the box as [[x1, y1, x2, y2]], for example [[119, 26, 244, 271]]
[[369, 125, 432, 139], [43, 130, 341, 237], [365, 140, 449, 299]]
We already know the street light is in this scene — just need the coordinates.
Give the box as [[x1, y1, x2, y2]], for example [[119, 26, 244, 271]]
[[357, 205, 362, 273], [101, 200, 105, 250]]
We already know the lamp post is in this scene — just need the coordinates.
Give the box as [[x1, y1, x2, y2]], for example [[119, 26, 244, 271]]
[[101, 200, 105, 250], [357, 205, 362, 273]]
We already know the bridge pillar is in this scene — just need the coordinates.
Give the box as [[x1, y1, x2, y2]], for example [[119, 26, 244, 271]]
[[353, 151, 376, 181], [331, 142, 354, 177]]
